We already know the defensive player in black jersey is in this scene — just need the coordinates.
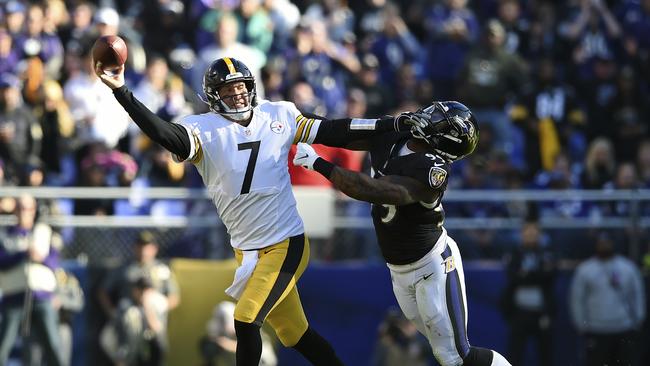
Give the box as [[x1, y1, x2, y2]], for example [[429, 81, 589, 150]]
[[294, 101, 512, 366]]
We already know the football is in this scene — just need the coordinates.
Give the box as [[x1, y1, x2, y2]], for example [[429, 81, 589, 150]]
[[92, 35, 128, 70]]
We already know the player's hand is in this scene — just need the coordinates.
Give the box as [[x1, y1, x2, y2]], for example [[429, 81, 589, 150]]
[[393, 112, 429, 133], [405, 112, 435, 142], [293, 143, 320, 171], [94, 61, 125, 89]]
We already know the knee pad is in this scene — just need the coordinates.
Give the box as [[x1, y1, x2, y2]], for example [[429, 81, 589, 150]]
[[462, 347, 494, 366]]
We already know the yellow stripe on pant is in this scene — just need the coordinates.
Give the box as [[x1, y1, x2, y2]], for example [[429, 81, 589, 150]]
[[233, 234, 310, 346]]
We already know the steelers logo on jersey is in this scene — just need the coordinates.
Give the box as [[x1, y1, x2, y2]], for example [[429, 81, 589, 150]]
[[270, 121, 285, 134], [428, 166, 447, 188]]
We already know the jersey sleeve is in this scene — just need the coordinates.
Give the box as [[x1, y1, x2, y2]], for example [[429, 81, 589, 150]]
[[410, 154, 451, 190], [283, 102, 322, 144], [172, 119, 203, 164]]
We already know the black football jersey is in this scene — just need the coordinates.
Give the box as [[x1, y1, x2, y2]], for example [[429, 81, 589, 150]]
[[368, 132, 450, 265]]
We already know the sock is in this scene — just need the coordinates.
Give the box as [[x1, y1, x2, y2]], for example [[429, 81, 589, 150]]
[[292, 327, 345, 366], [234, 320, 262, 366]]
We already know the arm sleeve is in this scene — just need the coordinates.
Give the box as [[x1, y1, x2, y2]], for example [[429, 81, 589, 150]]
[[309, 115, 396, 147], [112, 85, 191, 159]]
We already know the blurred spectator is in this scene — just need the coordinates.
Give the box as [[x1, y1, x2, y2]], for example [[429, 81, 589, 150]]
[[525, 1, 563, 61], [459, 19, 528, 155], [30, 268, 84, 366], [193, 12, 266, 98], [74, 143, 137, 215], [371, 308, 429, 366], [497, 0, 529, 55], [351, 53, 391, 117], [288, 81, 326, 117], [570, 232, 645, 366], [140, 144, 186, 188], [368, 4, 420, 91], [580, 137, 616, 189], [512, 57, 587, 177], [237, 0, 274, 53], [264, 0, 300, 52], [304, 0, 355, 43], [0, 27, 20, 75], [501, 217, 556, 366], [579, 55, 619, 140], [63, 46, 130, 150], [57, 1, 94, 55], [0, 72, 42, 184], [637, 140, 650, 187], [285, 19, 359, 118], [141, 1, 187, 58], [0, 194, 64, 366], [199, 301, 277, 366], [5, 1, 27, 37], [37, 79, 75, 185], [133, 56, 171, 114], [610, 66, 649, 162], [559, 0, 622, 80], [358, 0, 389, 37], [100, 276, 167, 366], [602, 163, 644, 218], [14, 3, 64, 79], [424, 0, 479, 99], [97, 230, 180, 366]]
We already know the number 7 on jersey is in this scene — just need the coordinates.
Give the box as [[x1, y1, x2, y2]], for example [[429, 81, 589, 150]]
[[237, 141, 261, 194]]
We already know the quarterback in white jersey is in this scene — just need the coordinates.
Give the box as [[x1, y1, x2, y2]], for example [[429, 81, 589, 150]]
[[96, 56, 367, 366], [176, 99, 315, 250]]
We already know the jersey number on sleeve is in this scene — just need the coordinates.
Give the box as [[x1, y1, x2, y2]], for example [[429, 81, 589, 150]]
[[237, 141, 261, 194]]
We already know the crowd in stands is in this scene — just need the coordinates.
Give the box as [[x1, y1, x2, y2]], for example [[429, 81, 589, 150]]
[[0, 1, 649, 365], [0, 0, 648, 252]]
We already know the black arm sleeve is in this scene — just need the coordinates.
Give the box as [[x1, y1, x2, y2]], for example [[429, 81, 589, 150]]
[[113, 85, 191, 159], [310, 115, 395, 148]]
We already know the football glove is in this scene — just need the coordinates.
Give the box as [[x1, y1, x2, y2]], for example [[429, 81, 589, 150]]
[[293, 143, 321, 171]]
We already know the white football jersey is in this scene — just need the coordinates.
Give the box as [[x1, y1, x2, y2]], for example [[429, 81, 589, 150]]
[[175, 100, 322, 250]]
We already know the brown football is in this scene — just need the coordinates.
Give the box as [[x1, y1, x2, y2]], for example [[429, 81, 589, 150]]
[[92, 35, 128, 69]]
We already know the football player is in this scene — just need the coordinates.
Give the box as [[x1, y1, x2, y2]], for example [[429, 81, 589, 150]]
[[95, 57, 419, 366], [293, 101, 512, 366]]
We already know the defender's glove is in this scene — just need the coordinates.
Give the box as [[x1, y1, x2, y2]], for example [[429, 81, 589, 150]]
[[293, 143, 321, 171]]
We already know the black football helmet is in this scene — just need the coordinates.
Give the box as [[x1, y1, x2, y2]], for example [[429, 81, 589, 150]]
[[413, 101, 479, 161], [202, 57, 257, 120]]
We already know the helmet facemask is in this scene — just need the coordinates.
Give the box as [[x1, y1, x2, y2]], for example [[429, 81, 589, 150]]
[[203, 75, 257, 121]]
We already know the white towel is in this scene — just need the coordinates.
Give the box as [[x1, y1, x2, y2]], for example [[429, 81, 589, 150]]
[[225, 250, 259, 300]]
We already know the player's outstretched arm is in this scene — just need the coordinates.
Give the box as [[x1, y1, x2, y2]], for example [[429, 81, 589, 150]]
[[95, 62, 191, 160], [293, 143, 433, 205], [308, 112, 428, 151]]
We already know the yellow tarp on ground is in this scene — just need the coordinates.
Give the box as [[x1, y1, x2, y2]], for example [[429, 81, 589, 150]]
[[167, 258, 238, 366]]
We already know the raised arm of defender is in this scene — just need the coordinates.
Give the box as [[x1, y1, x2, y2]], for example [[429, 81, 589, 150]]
[[293, 143, 437, 205]]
